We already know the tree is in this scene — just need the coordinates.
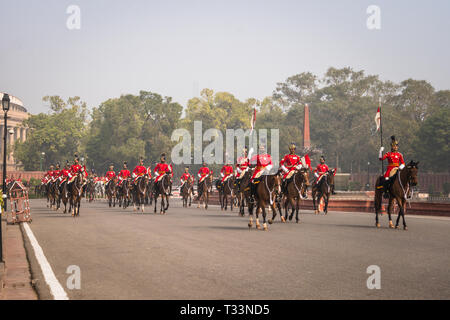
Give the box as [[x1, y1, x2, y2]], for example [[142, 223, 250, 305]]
[[14, 96, 87, 170]]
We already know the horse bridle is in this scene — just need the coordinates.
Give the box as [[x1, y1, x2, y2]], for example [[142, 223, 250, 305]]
[[293, 170, 307, 199]]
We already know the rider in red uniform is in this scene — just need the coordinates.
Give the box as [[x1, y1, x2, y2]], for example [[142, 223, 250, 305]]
[[132, 158, 147, 184], [105, 165, 116, 182], [314, 156, 329, 183], [118, 162, 131, 186], [180, 167, 193, 186], [154, 153, 172, 183], [379, 136, 406, 198], [279, 143, 302, 193], [220, 160, 234, 184], [236, 147, 250, 179], [197, 162, 211, 183], [249, 143, 273, 203]]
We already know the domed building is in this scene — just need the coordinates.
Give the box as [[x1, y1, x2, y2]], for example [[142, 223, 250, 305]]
[[0, 93, 30, 171]]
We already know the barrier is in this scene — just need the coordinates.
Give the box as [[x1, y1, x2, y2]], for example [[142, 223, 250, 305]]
[[7, 181, 32, 224]]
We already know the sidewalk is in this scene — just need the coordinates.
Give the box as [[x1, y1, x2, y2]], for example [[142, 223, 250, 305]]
[[0, 217, 37, 300]]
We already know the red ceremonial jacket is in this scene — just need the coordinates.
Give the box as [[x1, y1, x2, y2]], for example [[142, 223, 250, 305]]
[[119, 169, 131, 179], [71, 164, 82, 174], [105, 171, 116, 180], [380, 152, 405, 177], [250, 154, 273, 168], [181, 173, 192, 182], [221, 165, 234, 176], [315, 164, 329, 176], [133, 166, 147, 176], [154, 163, 170, 176], [198, 167, 210, 177], [280, 154, 301, 169]]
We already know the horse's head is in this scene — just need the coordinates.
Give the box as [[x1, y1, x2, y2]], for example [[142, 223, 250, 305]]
[[406, 161, 419, 186], [273, 174, 282, 195]]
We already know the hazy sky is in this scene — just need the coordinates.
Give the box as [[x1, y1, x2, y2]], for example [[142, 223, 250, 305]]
[[1, 0, 449, 114]]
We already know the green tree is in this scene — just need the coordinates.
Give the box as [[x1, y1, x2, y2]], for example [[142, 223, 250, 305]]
[[14, 96, 87, 170]]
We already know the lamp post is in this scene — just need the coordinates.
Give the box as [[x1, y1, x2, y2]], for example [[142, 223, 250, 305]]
[[1, 93, 11, 262], [40, 152, 45, 171], [366, 161, 370, 190]]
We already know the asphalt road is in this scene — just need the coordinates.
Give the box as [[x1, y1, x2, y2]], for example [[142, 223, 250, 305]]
[[23, 198, 450, 300]]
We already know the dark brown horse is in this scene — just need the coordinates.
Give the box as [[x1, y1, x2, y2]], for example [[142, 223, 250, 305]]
[[68, 172, 84, 217], [118, 178, 133, 209], [153, 174, 171, 214], [248, 174, 282, 231], [237, 169, 253, 217], [219, 176, 235, 211], [105, 177, 117, 208], [133, 174, 149, 213], [196, 174, 213, 209], [374, 161, 419, 230], [181, 177, 194, 207], [312, 169, 336, 215], [59, 179, 70, 214], [282, 168, 309, 223]]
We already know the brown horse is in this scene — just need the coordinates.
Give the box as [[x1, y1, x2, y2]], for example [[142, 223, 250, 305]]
[[181, 177, 194, 207], [196, 174, 213, 209], [68, 172, 84, 217], [374, 161, 419, 230], [59, 179, 70, 214], [220, 175, 235, 211], [105, 177, 117, 207], [153, 174, 171, 214], [312, 169, 336, 215], [281, 168, 309, 223], [248, 174, 282, 231], [133, 174, 149, 213], [237, 169, 253, 217]]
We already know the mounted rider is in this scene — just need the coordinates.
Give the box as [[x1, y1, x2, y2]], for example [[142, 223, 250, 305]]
[[59, 161, 71, 186], [379, 136, 405, 198], [105, 164, 116, 186], [249, 142, 273, 203], [118, 162, 131, 186], [314, 156, 329, 184], [154, 153, 172, 183], [180, 166, 193, 188], [279, 142, 303, 194], [132, 157, 147, 185], [220, 159, 234, 184], [236, 146, 250, 179]]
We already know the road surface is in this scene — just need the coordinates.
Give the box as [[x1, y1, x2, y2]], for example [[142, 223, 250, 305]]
[[22, 199, 450, 300]]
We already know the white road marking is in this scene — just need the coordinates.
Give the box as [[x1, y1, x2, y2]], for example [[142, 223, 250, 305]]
[[23, 222, 69, 300]]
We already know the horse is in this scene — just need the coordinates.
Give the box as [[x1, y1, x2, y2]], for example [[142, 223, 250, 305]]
[[196, 174, 213, 209], [220, 175, 235, 211], [248, 173, 282, 231], [236, 169, 253, 217], [145, 178, 155, 205], [48, 179, 59, 211], [118, 178, 133, 209], [374, 161, 419, 230], [153, 174, 171, 214], [95, 180, 105, 199], [180, 177, 194, 207], [59, 178, 70, 214], [281, 168, 309, 223], [105, 177, 117, 207], [85, 177, 96, 203], [133, 174, 149, 213], [68, 172, 84, 217], [312, 169, 336, 215]]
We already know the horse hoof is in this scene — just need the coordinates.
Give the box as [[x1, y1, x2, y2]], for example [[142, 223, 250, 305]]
[[376, 223, 381, 228], [268, 219, 273, 225], [248, 223, 253, 229], [263, 223, 268, 231], [289, 216, 293, 221], [404, 226, 408, 231], [389, 221, 395, 229], [314, 210, 319, 215], [395, 225, 400, 229], [256, 224, 261, 230], [281, 216, 286, 223]]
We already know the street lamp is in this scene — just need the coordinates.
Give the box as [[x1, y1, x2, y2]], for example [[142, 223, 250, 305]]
[[366, 161, 371, 190], [40, 152, 45, 171], [1, 93, 11, 262]]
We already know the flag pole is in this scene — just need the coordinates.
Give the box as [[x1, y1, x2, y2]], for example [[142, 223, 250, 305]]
[[379, 97, 384, 174]]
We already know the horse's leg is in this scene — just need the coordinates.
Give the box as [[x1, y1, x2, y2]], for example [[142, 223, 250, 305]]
[[262, 203, 268, 231], [393, 198, 401, 229], [400, 199, 407, 230], [312, 191, 318, 214], [289, 196, 296, 221], [154, 193, 158, 213], [165, 195, 169, 211], [324, 193, 329, 214], [283, 196, 288, 222]]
